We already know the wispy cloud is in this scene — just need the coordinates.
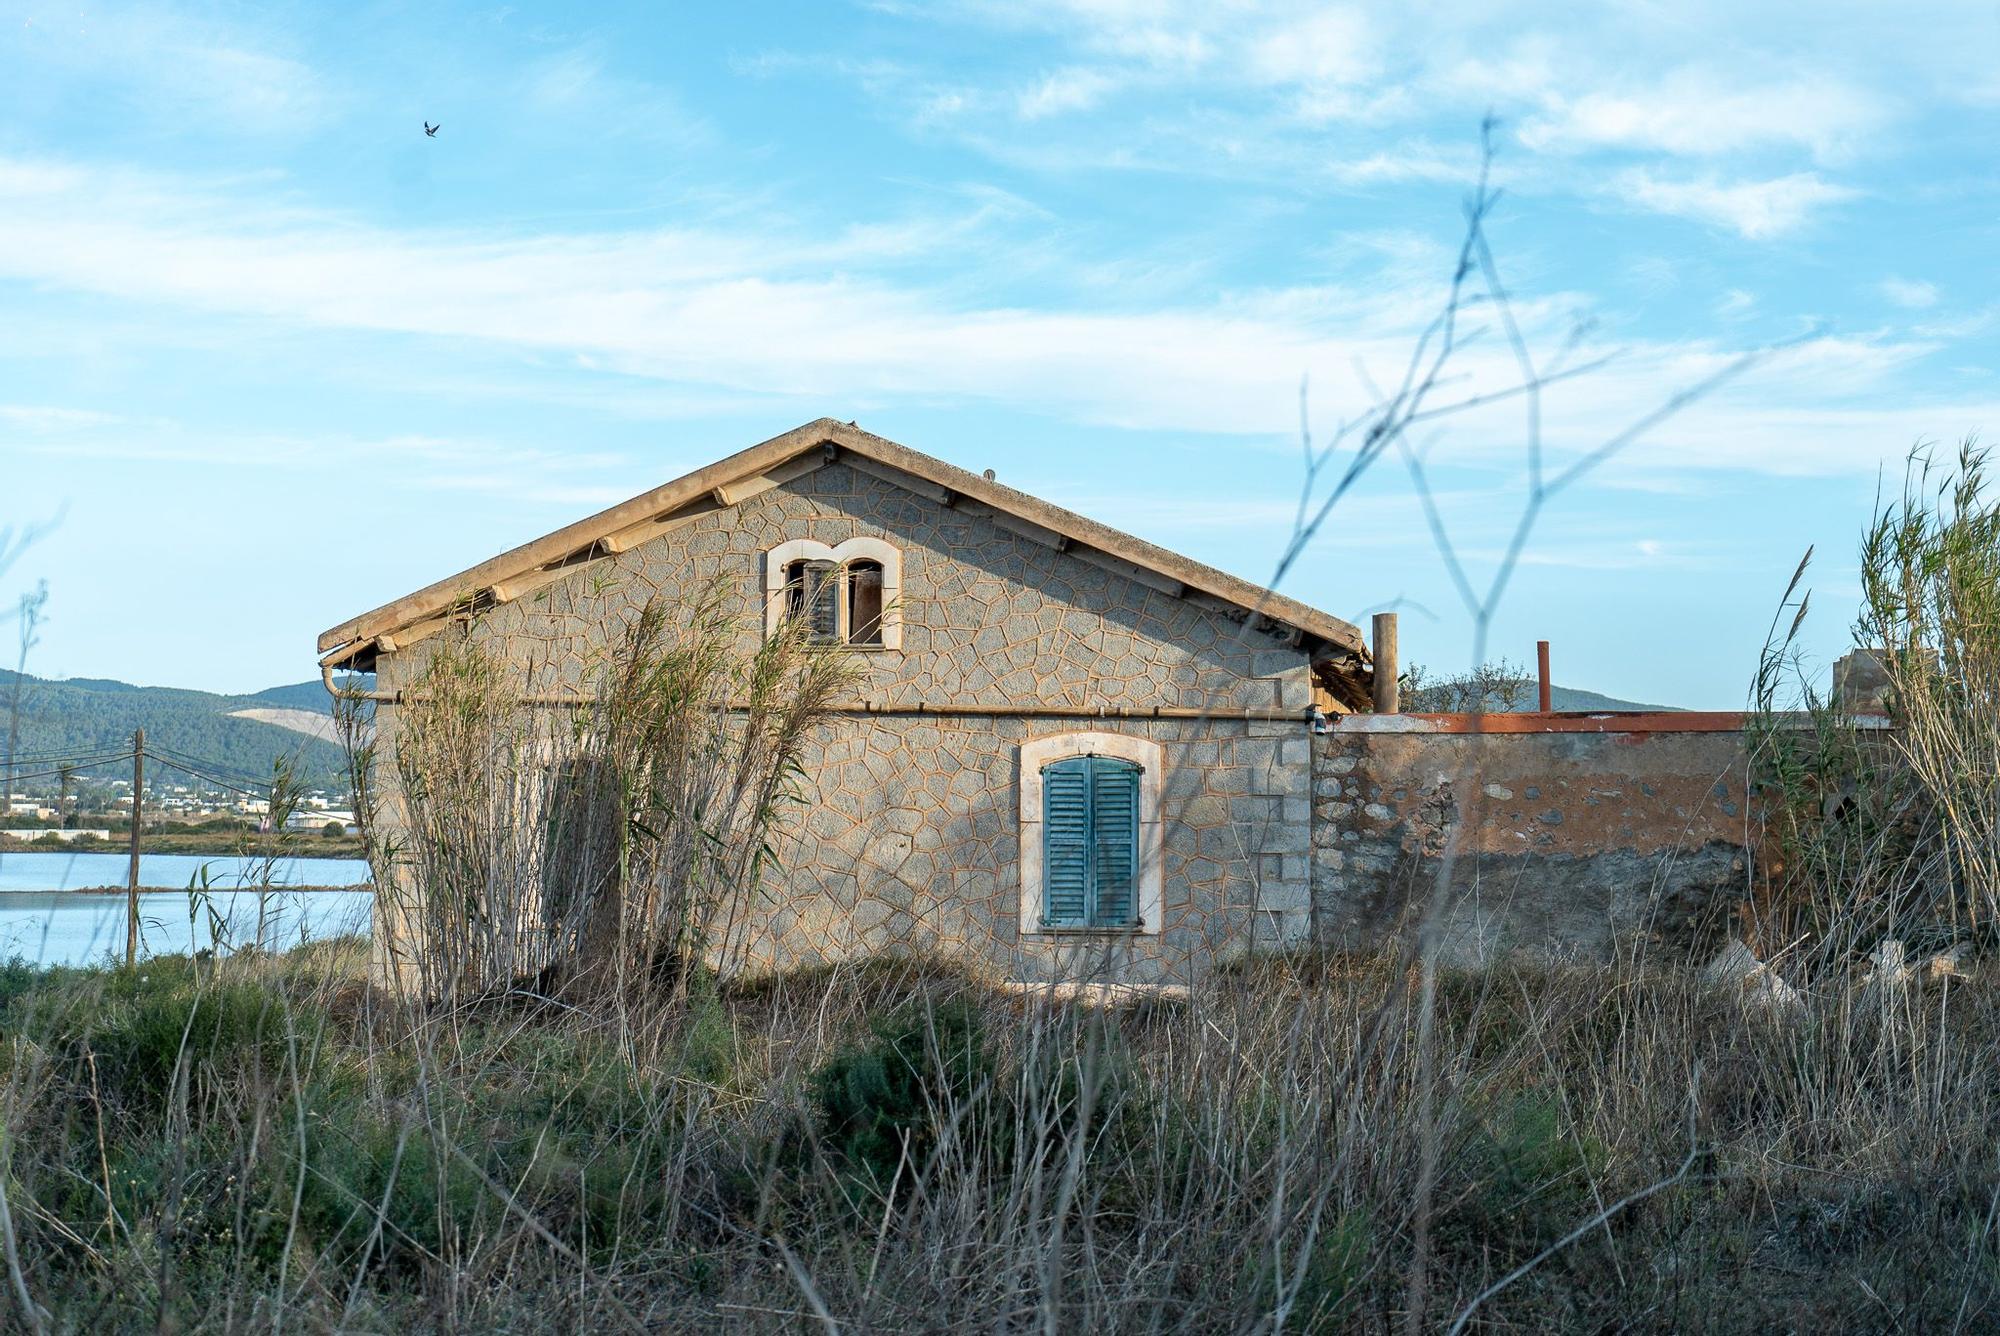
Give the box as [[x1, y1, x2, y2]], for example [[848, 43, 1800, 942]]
[[7, 0, 333, 132], [1714, 289, 1757, 321], [0, 404, 128, 432], [1615, 170, 1857, 239], [1518, 71, 1886, 161], [1015, 66, 1119, 119], [0, 151, 1978, 484], [519, 45, 712, 149], [8, 415, 635, 506], [1879, 277, 1940, 309]]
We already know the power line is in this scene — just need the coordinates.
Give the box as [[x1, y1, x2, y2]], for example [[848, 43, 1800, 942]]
[[2, 748, 297, 798], [143, 748, 274, 788], [0, 755, 139, 786], [140, 752, 274, 800], [0, 747, 141, 767]]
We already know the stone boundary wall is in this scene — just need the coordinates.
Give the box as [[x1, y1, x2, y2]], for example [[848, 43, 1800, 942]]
[[1310, 717, 1760, 964]]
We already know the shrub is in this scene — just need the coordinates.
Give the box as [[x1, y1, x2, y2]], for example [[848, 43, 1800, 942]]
[[810, 995, 994, 1189], [1238, 1209, 1371, 1333], [1860, 438, 2000, 935], [382, 585, 861, 1007], [1446, 1092, 1608, 1255], [89, 975, 323, 1112]]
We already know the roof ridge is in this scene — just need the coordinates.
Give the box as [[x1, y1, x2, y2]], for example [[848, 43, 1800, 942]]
[[316, 419, 1364, 664]]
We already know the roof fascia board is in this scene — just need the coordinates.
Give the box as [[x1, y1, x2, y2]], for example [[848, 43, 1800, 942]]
[[599, 495, 727, 555], [846, 452, 953, 505], [711, 449, 830, 508]]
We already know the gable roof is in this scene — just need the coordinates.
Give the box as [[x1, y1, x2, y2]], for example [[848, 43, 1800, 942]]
[[317, 418, 1368, 681]]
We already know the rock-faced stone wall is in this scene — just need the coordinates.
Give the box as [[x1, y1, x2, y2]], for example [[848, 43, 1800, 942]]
[[370, 458, 1318, 985], [1310, 721, 1757, 964], [716, 712, 1308, 985]]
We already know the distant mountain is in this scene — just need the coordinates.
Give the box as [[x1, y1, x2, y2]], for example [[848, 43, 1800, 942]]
[[0, 670, 351, 793], [245, 680, 343, 713], [1401, 667, 1675, 714], [1524, 685, 1673, 712]]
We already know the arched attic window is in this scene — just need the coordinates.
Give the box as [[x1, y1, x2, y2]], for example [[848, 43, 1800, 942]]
[[763, 537, 901, 650]]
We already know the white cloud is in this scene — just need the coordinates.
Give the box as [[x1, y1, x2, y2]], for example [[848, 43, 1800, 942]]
[[1879, 277, 1940, 309], [1616, 170, 1857, 239], [1016, 67, 1118, 119], [520, 46, 712, 148], [1245, 9, 1374, 88], [1715, 290, 1757, 321], [0, 404, 127, 432], [1519, 71, 1886, 161], [0, 152, 1978, 484], [842, 0, 1963, 211]]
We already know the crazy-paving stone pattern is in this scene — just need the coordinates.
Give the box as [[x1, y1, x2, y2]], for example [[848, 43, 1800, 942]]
[[1310, 728, 1757, 966], [373, 460, 1318, 985]]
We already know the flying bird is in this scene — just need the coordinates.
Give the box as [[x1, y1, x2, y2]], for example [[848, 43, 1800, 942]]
[[424, 121, 439, 137]]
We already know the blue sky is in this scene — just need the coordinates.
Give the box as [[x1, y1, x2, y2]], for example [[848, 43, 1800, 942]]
[[3, 1, 1996, 706]]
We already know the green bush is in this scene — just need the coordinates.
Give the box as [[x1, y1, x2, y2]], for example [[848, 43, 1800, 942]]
[[1447, 1092, 1608, 1254], [90, 975, 323, 1112], [811, 996, 993, 1188], [1238, 1209, 1371, 1333]]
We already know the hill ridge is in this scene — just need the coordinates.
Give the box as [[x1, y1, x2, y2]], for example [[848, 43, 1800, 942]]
[[0, 670, 347, 791]]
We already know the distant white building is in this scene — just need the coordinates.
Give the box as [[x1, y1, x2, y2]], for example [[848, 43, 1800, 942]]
[[285, 809, 357, 834]]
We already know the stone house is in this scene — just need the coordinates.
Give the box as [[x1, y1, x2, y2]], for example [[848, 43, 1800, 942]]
[[319, 418, 1375, 986]]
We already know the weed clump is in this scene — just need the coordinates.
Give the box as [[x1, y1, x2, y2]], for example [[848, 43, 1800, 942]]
[[810, 995, 994, 1189], [88, 975, 321, 1112]]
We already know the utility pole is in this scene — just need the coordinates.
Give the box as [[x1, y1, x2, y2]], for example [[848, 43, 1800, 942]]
[[57, 764, 72, 832], [127, 729, 143, 968]]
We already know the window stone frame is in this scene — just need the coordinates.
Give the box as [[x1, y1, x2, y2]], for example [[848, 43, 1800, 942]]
[[762, 536, 903, 650], [1018, 731, 1165, 936]]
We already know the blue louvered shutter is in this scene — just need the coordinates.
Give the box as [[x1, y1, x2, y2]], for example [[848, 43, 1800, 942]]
[[1041, 755, 1142, 929], [1042, 758, 1092, 926], [1089, 760, 1140, 926]]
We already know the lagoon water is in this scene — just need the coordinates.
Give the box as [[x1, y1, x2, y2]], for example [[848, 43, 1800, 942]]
[[0, 851, 373, 968]]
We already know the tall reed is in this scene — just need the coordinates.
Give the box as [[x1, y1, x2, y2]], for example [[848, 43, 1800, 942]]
[[1859, 438, 2000, 936], [368, 583, 859, 1010]]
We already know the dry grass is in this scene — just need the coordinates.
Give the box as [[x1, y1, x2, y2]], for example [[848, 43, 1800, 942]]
[[0, 936, 1996, 1332]]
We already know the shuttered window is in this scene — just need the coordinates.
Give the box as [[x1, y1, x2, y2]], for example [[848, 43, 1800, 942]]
[[782, 556, 885, 646], [784, 559, 841, 644], [1040, 755, 1142, 928]]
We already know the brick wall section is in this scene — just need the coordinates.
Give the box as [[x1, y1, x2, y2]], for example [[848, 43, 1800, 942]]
[[1310, 721, 1759, 964]]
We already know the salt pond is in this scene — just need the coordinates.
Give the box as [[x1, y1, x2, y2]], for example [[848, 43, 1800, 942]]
[[0, 851, 372, 968]]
